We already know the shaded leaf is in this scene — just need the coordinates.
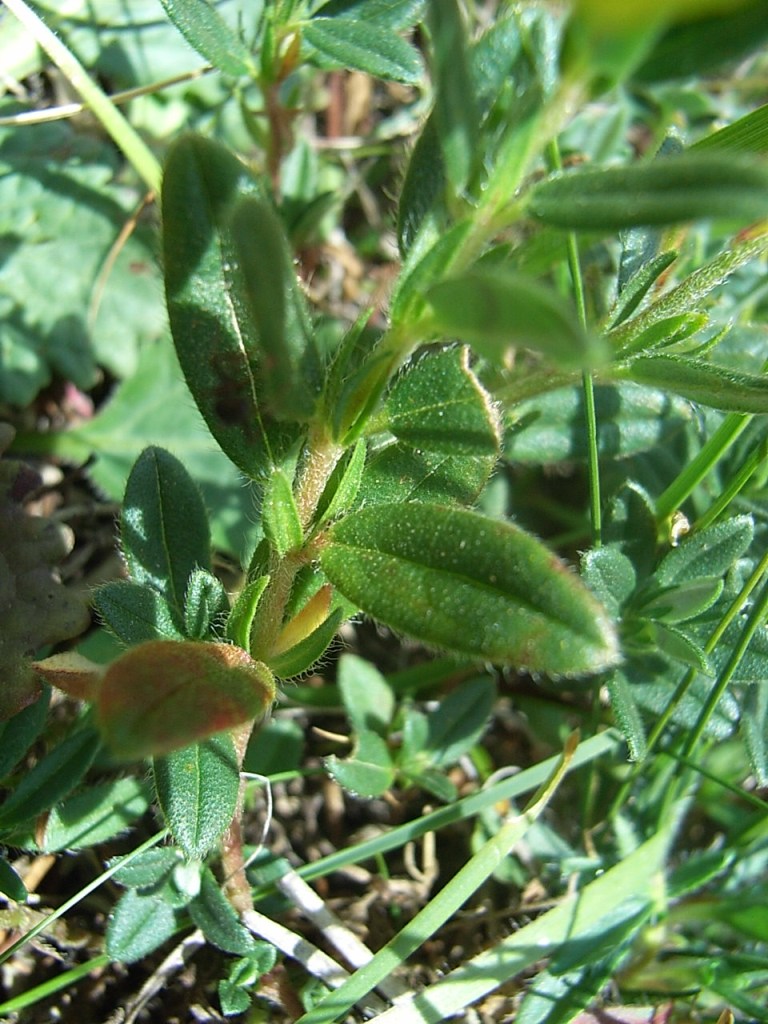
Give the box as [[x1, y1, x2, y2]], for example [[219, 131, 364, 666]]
[[424, 676, 495, 767], [337, 654, 395, 736], [303, 18, 423, 83], [427, 269, 604, 369], [42, 777, 151, 852], [184, 569, 230, 640], [94, 580, 184, 645], [621, 355, 768, 414], [0, 688, 49, 780], [190, 867, 256, 955], [320, 504, 619, 676], [384, 347, 500, 456]]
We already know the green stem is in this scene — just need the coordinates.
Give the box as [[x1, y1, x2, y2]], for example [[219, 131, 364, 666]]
[[696, 434, 768, 531], [3, 0, 162, 194]]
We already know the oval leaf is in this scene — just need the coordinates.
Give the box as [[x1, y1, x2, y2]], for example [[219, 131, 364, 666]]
[[320, 504, 619, 676], [303, 18, 423, 83], [42, 777, 150, 853], [97, 640, 275, 760], [527, 153, 768, 230], [107, 888, 178, 964], [153, 733, 240, 859], [121, 447, 210, 624], [162, 135, 300, 478], [427, 269, 605, 369], [159, 0, 253, 76]]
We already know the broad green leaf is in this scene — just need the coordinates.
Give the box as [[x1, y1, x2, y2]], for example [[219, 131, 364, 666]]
[[110, 848, 182, 890], [267, 607, 344, 679], [424, 676, 496, 768], [320, 504, 619, 676], [97, 640, 275, 760], [427, 0, 478, 193], [505, 383, 693, 464], [383, 347, 500, 456], [226, 195, 321, 420], [427, 269, 605, 369], [190, 868, 257, 955], [337, 654, 395, 736], [162, 135, 301, 479], [226, 575, 271, 650], [653, 515, 754, 585], [121, 446, 210, 625], [620, 355, 768, 414], [359, 441, 495, 507], [153, 733, 240, 859], [742, 681, 768, 785], [649, 621, 712, 673], [605, 670, 648, 762], [159, 0, 253, 76], [0, 687, 49, 780], [602, 481, 658, 582], [42, 777, 151, 853], [0, 857, 26, 902], [0, 728, 100, 830], [527, 154, 768, 230], [391, 220, 473, 325], [184, 569, 230, 640], [93, 581, 184, 645], [66, 339, 257, 558], [243, 717, 305, 776], [325, 729, 395, 797], [312, 0, 426, 28], [106, 888, 178, 964], [396, 120, 446, 257], [262, 469, 303, 558], [303, 18, 423, 83], [638, 577, 723, 624], [581, 547, 637, 618]]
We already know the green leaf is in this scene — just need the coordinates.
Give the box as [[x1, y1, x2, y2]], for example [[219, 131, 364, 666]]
[[189, 867, 257, 955], [427, 0, 478, 193], [184, 569, 230, 640], [162, 135, 301, 479], [650, 621, 712, 673], [605, 670, 648, 762], [581, 547, 637, 618], [121, 447, 211, 626], [638, 577, 723, 623], [226, 575, 271, 651], [692, 102, 768, 157], [243, 717, 305, 776], [0, 727, 100, 830], [303, 18, 423, 83], [153, 733, 240, 860], [359, 442, 495, 507], [742, 681, 768, 785], [392, 220, 473, 325], [316, 440, 367, 526], [267, 607, 344, 679], [262, 469, 303, 558], [602, 481, 658, 581], [0, 687, 49, 780], [98, 641, 275, 761], [527, 153, 768, 230], [0, 857, 27, 902], [226, 195, 321, 421], [110, 848, 182, 890], [620, 355, 768, 414], [325, 729, 395, 797], [384, 347, 500, 456], [654, 515, 754, 585], [106, 888, 178, 964], [609, 250, 678, 328], [423, 676, 495, 767], [427, 269, 604, 369], [320, 504, 619, 676], [337, 654, 395, 736], [312, 0, 426, 29], [93, 580, 185, 645], [505, 383, 693, 464], [41, 777, 151, 853], [159, 0, 253, 76]]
